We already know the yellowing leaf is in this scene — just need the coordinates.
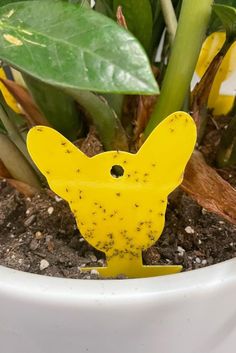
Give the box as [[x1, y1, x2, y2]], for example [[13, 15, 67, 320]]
[[208, 41, 236, 115], [196, 32, 226, 76], [196, 32, 236, 115], [27, 112, 196, 278], [0, 68, 21, 113]]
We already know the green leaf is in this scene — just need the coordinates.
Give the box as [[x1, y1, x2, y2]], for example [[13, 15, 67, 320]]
[[209, 1, 236, 34], [0, 1, 158, 95], [23, 74, 83, 141], [0, 0, 90, 5], [0, 0, 29, 6], [95, 0, 114, 17], [64, 0, 90, 8], [113, 0, 153, 53], [213, 4, 236, 38], [214, 0, 236, 6]]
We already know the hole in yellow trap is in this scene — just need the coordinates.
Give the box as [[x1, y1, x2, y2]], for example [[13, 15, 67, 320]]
[[110, 165, 124, 178]]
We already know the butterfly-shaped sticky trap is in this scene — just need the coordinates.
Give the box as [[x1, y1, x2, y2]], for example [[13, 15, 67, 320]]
[[27, 112, 196, 278]]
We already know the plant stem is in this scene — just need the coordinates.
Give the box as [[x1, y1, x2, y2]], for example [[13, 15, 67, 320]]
[[144, 0, 213, 137], [0, 133, 41, 188], [160, 0, 177, 46], [0, 100, 41, 176], [69, 90, 129, 151], [0, 105, 32, 163]]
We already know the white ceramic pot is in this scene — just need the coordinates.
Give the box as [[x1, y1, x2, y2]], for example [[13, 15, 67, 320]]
[[0, 259, 236, 353]]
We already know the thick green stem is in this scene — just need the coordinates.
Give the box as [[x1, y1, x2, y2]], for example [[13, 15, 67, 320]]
[[160, 0, 177, 45], [0, 133, 41, 188], [0, 104, 32, 163], [69, 90, 129, 151], [144, 0, 213, 137], [0, 97, 41, 175]]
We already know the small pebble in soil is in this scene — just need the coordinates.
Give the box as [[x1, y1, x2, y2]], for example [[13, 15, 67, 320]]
[[90, 269, 99, 276], [30, 239, 39, 251], [85, 251, 97, 262], [24, 214, 36, 227], [195, 257, 201, 264], [40, 259, 50, 271], [97, 259, 105, 266], [35, 231, 43, 240], [55, 196, 62, 202], [47, 207, 54, 215], [185, 226, 195, 234], [177, 246, 185, 256]]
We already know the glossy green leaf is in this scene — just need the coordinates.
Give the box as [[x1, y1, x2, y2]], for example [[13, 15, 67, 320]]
[[0, 0, 89, 5], [0, 0, 30, 6], [209, 0, 236, 34], [64, 0, 90, 8], [0, 1, 158, 95], [113, 0, 153, 53], [95, 0, 114, 17], [23, 74, 83, 141], [215, 0, 236, 6], [213, 4, 236, 38]]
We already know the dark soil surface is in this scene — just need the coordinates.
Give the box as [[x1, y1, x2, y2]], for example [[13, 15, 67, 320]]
[[0, 179, 236, 279]]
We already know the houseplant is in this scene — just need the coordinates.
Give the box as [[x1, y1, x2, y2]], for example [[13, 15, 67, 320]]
[[0, 0, 236, 352]]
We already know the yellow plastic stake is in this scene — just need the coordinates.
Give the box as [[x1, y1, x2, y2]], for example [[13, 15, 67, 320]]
[[196, 32, 236, 116], [27, 112, 196, 278], [0, 68, 21, 114]]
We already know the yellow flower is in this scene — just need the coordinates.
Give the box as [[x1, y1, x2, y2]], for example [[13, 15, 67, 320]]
[[27, 112, 196, 278], [196, 31, 236, 116], [0, 67, 21, 114]]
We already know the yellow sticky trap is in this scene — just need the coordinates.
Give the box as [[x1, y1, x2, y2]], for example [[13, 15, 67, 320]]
[[196, 32, 236, 116], [27, 112, 196, 278], [0, 68, 21, 114]]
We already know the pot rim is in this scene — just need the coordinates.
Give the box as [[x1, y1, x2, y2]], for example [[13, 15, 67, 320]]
[[0, 258, 236, 304]]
